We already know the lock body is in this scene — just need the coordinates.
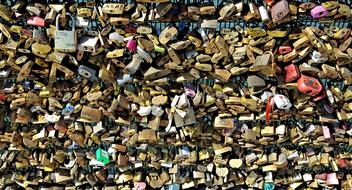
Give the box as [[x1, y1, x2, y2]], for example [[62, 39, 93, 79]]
[[126, 39, 137, 52], [78, 36, 99, 53], [285, 64, 301, 82], [311, 6, 328, 19], [54, 13, 77, 52], [273, 94, 292, 109], [297, 75, 322, 96], [278, 46, 292, 54]]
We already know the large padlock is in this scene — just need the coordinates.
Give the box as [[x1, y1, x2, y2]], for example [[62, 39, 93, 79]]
[[54, 13, 77, 52], [297, 75, 322, 96]]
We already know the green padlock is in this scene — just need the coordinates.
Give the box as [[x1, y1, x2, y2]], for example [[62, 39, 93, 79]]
[[154, 45, 165, 53], [96, 148, 110, 165]]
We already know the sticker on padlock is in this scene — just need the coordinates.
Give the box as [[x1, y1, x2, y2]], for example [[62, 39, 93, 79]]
[[54, 13, 77, 52], [297, 75, 322, 96], [310, 6, 328, 19], [78, 65, 96, 81], [273, 94, 292, 109], [78, 36, 99, 53]]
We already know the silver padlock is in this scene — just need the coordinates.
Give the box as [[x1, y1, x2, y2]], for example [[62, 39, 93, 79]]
[[78, 65, 96, 81], [78, 36, 99, 53], [54, 13, 77, 52]]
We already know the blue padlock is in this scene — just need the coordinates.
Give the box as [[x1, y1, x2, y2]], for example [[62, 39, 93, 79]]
[[169, 184, 180, 190], [62, 103, 74, 116]]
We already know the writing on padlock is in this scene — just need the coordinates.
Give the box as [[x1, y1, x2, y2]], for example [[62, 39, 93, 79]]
[[54, 13, 77, 52]]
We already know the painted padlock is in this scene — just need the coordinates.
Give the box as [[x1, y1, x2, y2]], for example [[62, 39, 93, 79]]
[[126, 38, 137, 52], [297, 75, 322, 96], [311, 6, 328, 19], [284, 64, 300, 82], [273, 94, 292, 109], [278, 46, 292, 54]]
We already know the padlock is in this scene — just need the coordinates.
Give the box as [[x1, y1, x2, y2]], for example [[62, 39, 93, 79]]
[[78, 36, 99, 53], [0, 4, 13, 21], [278, 46, 292, 54], [102, 3, 125, 15], [284, 64, 300, 82], [54, 13, 77, 52], [297, 75, 322, 96], [27, 16, 45, 27], [310, 6, 328, 19], [271, 0, 290, 24], [33, 29, 48, 44], [78, 65, 96, 81], [126, 38, 137, 52], [219, 2, 236, 20], [273, 94, 292, 109], [159, 26, 178, 45], [200, 0, 216, 15], [259, 6, 270, 22], [311, 50, 328, 63], [76, 16, 89, 27]]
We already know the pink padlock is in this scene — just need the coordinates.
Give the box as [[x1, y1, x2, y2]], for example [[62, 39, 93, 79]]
[[322, 125, 331, 139], [310, 6, 328, 19], [27, 16, 45, 26], [126, 39, 137, 52]]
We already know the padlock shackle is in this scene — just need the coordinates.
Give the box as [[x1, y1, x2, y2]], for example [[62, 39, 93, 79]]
[[264, 51, 276, 77], [56, 13, 75, 31]]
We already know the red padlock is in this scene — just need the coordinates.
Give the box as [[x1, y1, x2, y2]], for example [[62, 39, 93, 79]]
[[265, 0, 275, 6], [0, 91, 6, 101], [297, 75, 322, 96], [278, 46, 292, 54], [284, 64, 300, 82], [27, 16, 45, 27]]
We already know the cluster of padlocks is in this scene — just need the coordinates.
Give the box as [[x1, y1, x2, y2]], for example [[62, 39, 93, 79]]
[[0, 0, 352, 190]]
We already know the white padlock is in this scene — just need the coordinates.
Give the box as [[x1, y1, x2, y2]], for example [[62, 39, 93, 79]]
[[261, 91, 273, 103], [273, 94, 292, 109], [311, 50, 328, 63], [259, 6, 270, 22]]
